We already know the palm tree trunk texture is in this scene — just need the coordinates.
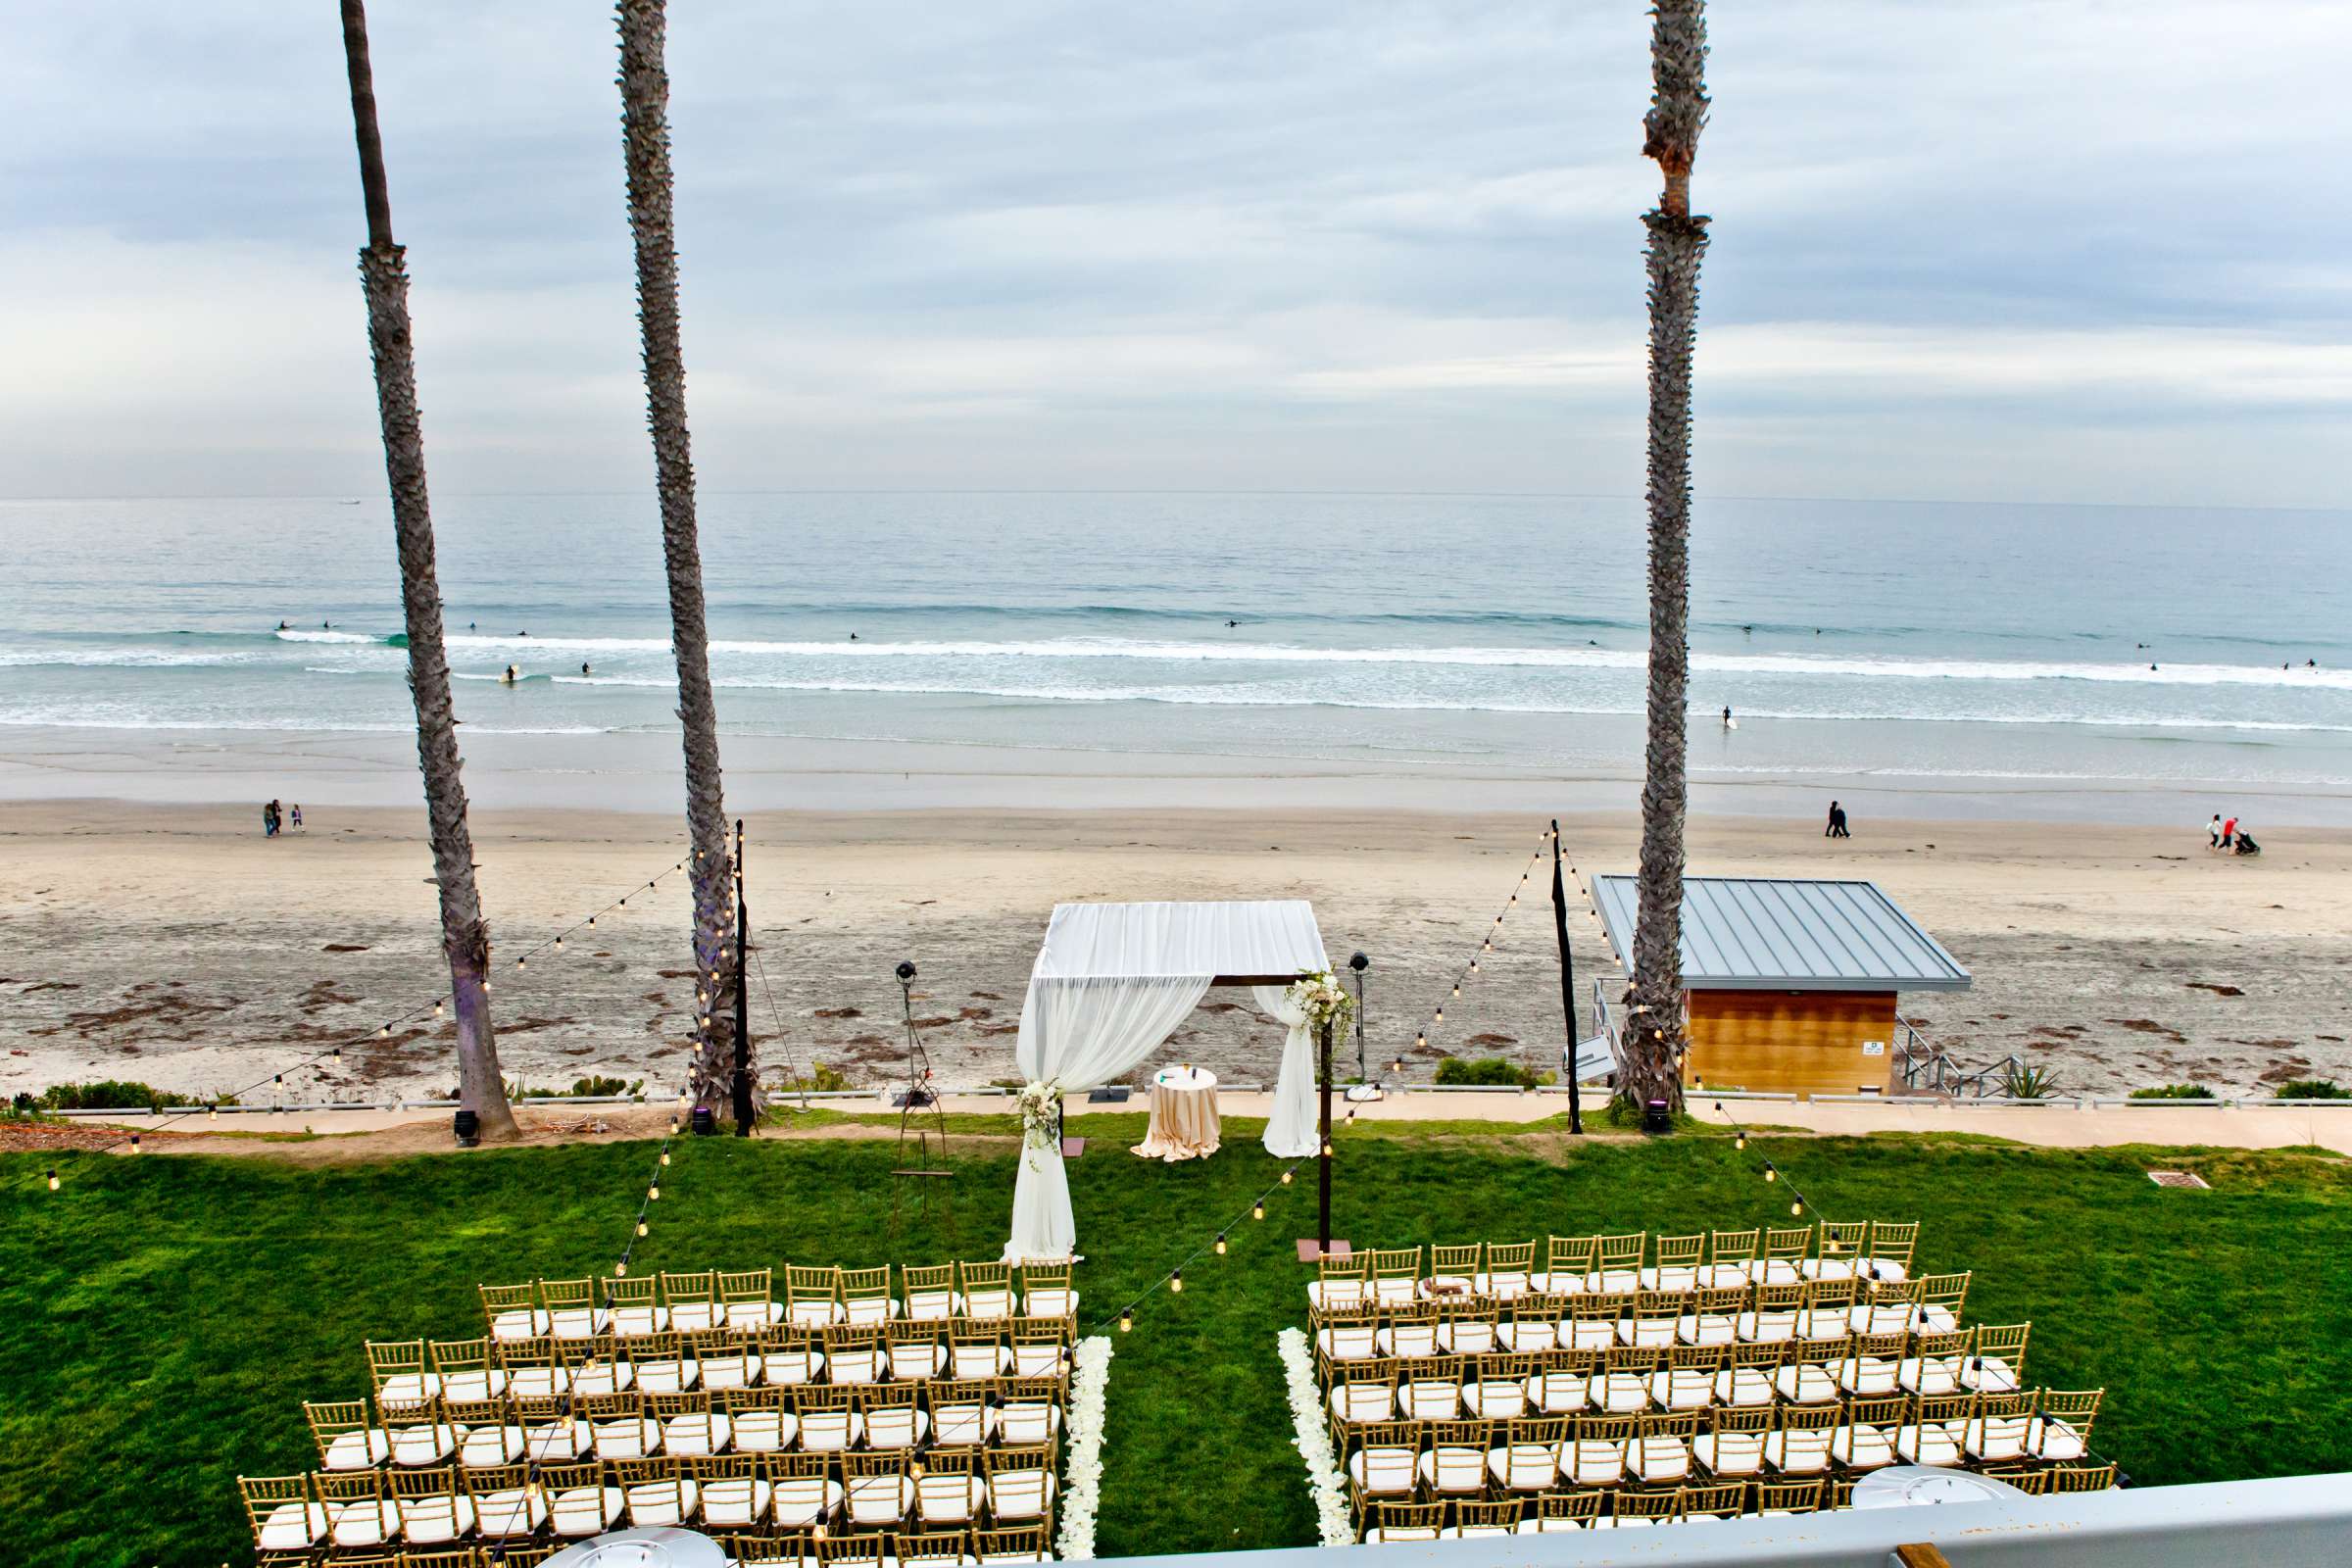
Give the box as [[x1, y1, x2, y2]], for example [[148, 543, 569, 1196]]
[[1623, 0, 1711, 1115], [614, 0, 748, 1120], [338, 0, 517, 1140]]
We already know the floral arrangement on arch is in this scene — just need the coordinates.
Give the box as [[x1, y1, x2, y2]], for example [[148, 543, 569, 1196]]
[[1015, 1078, 1065, 1152], [1285, 968, 1356, 1035]]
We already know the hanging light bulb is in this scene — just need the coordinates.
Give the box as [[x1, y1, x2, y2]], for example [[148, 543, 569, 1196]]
[[1215, 1234, 1228, 1255], [1118, 1310, 1133, 1333], [1169, 1271, 1183, 1294], [1252, 1201, 1265, 1221]]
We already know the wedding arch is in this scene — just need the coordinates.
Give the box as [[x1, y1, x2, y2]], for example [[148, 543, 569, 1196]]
[[1004, 900, 1333, 1261]]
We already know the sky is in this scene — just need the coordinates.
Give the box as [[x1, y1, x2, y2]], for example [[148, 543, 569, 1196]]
[[2, 1, 2349, 507]]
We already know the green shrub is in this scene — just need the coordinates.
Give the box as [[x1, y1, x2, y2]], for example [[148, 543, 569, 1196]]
[[1434, 1056, 1551, 1089], [40, 1079, 204, 1110], [2274, 1079, 2349, 1100], [2130, 1084, 2216, 1100]]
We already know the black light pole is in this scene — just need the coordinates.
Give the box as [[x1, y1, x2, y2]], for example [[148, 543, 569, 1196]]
[[730, 817, 754, 1135], [1549, 818, 1584, 1136]]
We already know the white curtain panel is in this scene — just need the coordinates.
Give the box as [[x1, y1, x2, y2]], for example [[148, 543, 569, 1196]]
[[1002, 900, 1330, 1261], [1253, 984, 1320, 1157]]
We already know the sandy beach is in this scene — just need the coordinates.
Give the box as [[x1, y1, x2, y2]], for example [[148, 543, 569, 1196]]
[[6, 797, 2346, 1103]]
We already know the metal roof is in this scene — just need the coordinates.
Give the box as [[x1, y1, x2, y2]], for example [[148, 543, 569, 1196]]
[[1588, 875, 1971, 993]]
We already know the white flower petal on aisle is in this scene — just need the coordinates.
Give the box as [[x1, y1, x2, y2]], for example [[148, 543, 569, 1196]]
[[1277, 1327, 1353, 1547], [1057, 1335, 1115, 1560]]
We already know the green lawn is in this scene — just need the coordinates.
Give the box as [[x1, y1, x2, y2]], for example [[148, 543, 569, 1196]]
[[5, 1115, 2348, 1566]]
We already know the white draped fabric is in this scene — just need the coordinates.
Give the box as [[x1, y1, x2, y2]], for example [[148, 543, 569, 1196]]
[[1004, 900, 1328, 1261], [1253, 984, 1320, 1157]]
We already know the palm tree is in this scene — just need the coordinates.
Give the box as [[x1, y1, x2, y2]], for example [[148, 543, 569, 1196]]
[[1622, 0, 1711, 1116], [613, 0, 748, 1122], [337, 0, 517, 1140]]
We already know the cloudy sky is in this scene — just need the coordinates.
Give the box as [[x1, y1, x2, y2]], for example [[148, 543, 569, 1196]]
[[3, 1, 2349, 506]]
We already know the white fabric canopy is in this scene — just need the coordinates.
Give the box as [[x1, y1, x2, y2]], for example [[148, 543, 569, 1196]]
[[1004, 900, 1329, 1260]]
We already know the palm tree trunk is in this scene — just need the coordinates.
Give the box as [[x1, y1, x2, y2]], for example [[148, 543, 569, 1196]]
[[338, 0, 516, 1141], [614, 0, 748, 1122], [1623, 0, 1711, 1116]]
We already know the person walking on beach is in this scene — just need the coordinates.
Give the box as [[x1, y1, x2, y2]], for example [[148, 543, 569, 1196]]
[[1825, 800, 1850, 838]]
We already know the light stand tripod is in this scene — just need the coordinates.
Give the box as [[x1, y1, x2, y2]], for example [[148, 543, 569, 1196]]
[[889, 959, 953, 1233]]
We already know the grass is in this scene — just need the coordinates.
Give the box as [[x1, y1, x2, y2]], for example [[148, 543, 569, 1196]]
[[5, 1119, 2350, 1566]]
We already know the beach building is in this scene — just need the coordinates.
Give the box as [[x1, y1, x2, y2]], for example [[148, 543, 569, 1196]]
[[1590, 874, 1972, 1097]]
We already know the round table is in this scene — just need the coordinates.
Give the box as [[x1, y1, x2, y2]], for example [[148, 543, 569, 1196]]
[[1850, 1467, 2030, 1510], [1131, 1065, 1221, 1161]]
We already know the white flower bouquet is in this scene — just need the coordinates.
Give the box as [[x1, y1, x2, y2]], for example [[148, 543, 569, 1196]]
[[1277, 1326, 1354, 1546], [1056, 1335, 1114, 1559]]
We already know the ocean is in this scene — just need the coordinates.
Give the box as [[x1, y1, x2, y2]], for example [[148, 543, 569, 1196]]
[[4, 492, 2351, 801]]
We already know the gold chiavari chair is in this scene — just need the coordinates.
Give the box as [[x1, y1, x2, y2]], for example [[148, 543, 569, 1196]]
[[913, 1446, 989, 1529], [956, 1260, 1015, 1321], [305, 1398, 390, 1472], [1758, 1226, 1811, 1286], [1562, 1413, 1634, 1488], [1681, 1481, 1746, 1521], [1894, 1393, 1973, 1468], [1517, 1490, 1603, 1534], [1524, 1348, 1592, 1415], [786, 1266, 845, 1330], [1368, 1246, 1425, 1307], [1691, 1404, 1772, 1480], [1591, 1346, 1658, 1415], [1805, 1220, 1871, 1281], [903, 1262, 961, 1322], [1419, 1419, 1490, 1500], [1832, 1395, 1909, 1471], [446, 1395, 523, 1470], [769, 1451, 845, 1531], [839, 1266, 898, 1327], [496, 1334, 569, 1401], [1607, 1488, 1683, 1528], [1000, 1375, 1064, 1451], [386, 1466, 473, 1548], [1446, 1498, 1522, 1539], [1900, 1327, 1972, 1396], [927, 1377, 999, 1450], [798, 1387, 864, 1455], [1965, 1389, 2039, 1464], [1487, 1416, 1564, 1494], [985, 1443, 1058, 1528], [368, 1339, 440, 1404], [2030, 1388, 2103, 1462], [428, 1336, 507, 1403], [540, 1459, 623, 1540], [606, 1272, 669, 1339], [539, 1277, 608, 1342], [975, 1524, 1052, 1564], [1539, 1233, 1598, 1295], [1765, 1403, 1838, 1477], [515, 1391, 590, 1464], [1592, 1233, 1645, 1294], [1963, 1323, 2031, 1394], [464, 1462, 545, 1544], [719, 1384, 795, 1455], [317, 1468, 403, 1552], [1755, 1476, 1828, 1515], [1836, 1331, 1908, 1398], [1706, 1228, 1761, 1288], [1018, 1258, 1078, 1321], [1481, 1239, 1537, 1299], [1426, 1242, 1483, 1297], [582, 1389, 662, 1460], [718, 1267, 782, 1331], [613, 1456, 699, 1530], [478, 1282, 547, 1343], [1644, 1233, 1706, 1293], [841, 1450, 915, 1531], [239, 1473, 327, 1561], [1380, 1300, 1443, 1360], [828, 1324, 888, 1386], [663, 1269, 721, 1334], [1862, 1219, 1919, 1282], [1714, 1341, 1781, 1409], [1626, 1410, 1699, 1485], [2050, 1462, 2117, 1493], [1361, 1500, 1444, 1544]]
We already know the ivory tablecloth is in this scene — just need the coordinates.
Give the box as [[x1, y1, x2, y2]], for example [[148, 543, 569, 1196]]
[[1131, 1065, 1221, 1161]]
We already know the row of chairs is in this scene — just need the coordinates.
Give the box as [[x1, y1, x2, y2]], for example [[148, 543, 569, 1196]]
[[366, 1321, 1074, 1411], [1306, 1222, 1921, 1315], [1354, 1465, 2118, 1542], [479, 1264, 1078, 1345], [1337, 1390, 2103, 1507], [308, 1378, 1069, 1473], [248, 1524, 1054, 1567], [1313, 1273, 1976, 1362], [1320, 1328, 2035, 1435], [243, 1446, 1058, 1560]]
